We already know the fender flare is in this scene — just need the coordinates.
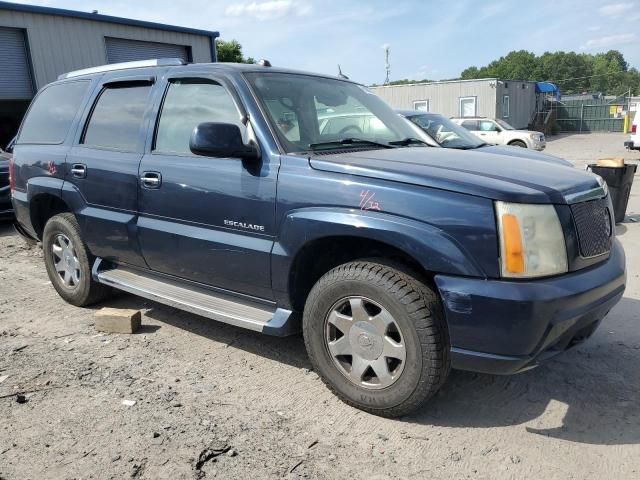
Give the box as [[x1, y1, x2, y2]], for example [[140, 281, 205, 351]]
[[271, 207, 486, 294]]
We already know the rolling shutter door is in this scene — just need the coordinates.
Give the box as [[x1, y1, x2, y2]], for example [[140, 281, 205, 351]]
[[0, 27, 33, 100], [105, 37, 190, 64]]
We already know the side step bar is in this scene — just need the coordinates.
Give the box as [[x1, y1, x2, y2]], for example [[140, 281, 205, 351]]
[[94, 264, 298, 336]]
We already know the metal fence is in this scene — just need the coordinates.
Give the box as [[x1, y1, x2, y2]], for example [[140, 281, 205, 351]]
[[553, 99, 625, 133]]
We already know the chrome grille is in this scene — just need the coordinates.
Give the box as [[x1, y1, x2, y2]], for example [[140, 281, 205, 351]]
[[570, 198, 612, 257]]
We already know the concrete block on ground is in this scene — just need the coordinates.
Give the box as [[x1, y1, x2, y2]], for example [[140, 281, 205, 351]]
[[95, 307, 141, 334]]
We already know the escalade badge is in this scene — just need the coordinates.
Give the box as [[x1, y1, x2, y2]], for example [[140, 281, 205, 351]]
[[224, 220, 265, 232]]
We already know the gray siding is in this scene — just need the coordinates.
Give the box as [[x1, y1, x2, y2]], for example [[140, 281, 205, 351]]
[[0, 9, 213, 91], [0, 27, 32, 99], [371, 79, 538, 129], [371, 79, 498, 119], [495, 81, 537, 129]]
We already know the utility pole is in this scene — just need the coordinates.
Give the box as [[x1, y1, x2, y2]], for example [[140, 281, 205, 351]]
[[384, 44, 390, 85]]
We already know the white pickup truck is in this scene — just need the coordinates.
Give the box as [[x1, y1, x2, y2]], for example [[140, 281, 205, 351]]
[[624, 111, 639, 151]]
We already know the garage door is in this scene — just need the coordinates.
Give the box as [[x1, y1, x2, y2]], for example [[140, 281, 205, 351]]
[[105, 37, 190, 64], [0, 27, 33, 100]]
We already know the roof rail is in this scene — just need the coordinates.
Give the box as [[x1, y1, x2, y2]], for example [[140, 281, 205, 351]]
[[58, 58, 186, 80]]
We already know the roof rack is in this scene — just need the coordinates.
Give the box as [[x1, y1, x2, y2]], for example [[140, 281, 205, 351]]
[[58, 58, 186, 80]]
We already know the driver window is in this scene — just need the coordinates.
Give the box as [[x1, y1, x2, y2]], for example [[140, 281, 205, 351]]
[[155, 79, 245, 155]]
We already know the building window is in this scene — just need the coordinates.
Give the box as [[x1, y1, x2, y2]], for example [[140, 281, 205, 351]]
[[502, 95, 510, 118], [459, 96, 477, 117], [413, 100, 429, 111]]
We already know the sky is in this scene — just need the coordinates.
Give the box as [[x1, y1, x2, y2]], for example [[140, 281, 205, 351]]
[[8, 0, 640, 85]]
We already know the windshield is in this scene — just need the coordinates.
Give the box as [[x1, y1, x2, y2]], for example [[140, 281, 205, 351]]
[[406, 113, 485, 149], [245, 73, 423, 153], [496, 119, 515, 130]]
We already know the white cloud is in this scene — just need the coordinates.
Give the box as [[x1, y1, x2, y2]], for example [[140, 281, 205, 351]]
[[225, 0, 311, 20], [598, 3, 634, 16], [582, 33, 637, 49]]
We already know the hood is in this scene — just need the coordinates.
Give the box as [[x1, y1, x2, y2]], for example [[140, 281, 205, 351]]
[[309, 147, 599, 204], [478, 144, 571, 167]]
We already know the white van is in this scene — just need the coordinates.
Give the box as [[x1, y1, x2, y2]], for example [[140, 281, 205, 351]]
[[625, 111, 639, 151]]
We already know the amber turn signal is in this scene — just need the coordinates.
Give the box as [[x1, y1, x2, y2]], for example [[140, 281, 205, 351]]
[[501, 214, 525, 274]]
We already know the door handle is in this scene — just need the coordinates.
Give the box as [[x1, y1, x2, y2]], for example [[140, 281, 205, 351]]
[[70, 163, 87, 179], [141, 171, 162, 188]]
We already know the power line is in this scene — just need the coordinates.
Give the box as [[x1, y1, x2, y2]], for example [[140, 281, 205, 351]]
[[551, 70, 625, 84]]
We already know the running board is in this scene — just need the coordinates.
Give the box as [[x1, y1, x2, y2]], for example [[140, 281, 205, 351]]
[[94, 264, 298, 336]]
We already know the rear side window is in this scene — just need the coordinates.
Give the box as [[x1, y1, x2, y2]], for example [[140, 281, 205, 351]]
[[83, 84, 151, 151], [19, 81, 89, 144], [154, 79, 242, 155], [461, 120, 478, 131]]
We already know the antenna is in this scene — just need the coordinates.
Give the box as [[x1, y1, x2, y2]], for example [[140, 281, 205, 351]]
[[383, 44, 390, 85], [337, 64, 349, 79]]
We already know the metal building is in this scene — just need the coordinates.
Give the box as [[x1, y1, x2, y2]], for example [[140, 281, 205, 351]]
[[0, 1, 219, 146], [371, 78, 537, 129]]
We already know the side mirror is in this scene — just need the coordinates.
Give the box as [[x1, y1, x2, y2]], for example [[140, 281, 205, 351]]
[[189, 122, 259, 160]]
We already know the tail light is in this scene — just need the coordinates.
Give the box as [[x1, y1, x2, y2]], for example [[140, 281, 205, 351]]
[[632, 124, 637, 134], [8, 156, 14, 193]]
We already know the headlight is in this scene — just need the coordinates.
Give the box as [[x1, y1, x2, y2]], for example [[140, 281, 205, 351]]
[[495, 201, 568, 278]]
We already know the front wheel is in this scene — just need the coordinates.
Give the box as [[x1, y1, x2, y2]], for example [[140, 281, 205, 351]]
[[509, 140, 527, 148], [42, 213, 110, 307], [303, 261, 450, 417]]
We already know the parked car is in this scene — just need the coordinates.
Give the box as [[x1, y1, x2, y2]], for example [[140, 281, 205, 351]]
[[0, 147, 13, 220], [398, 110, 570, 166], [451, 116, 546, 150], [11, 59, 625, 417], [624, 110, 639, 151]]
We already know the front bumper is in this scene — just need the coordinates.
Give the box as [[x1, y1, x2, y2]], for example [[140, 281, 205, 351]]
[[533, 140, 546, 151], [435, 239, 625, 375]]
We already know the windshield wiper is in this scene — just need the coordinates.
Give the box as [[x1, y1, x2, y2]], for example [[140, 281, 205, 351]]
[[308, 138, 395, 150], [388, 137, 430, 147], [449, 143, 488, 150]]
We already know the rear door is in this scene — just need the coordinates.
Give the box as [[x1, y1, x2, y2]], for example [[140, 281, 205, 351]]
[[65, 75, 155, 267], [136, 74, 277, 299]]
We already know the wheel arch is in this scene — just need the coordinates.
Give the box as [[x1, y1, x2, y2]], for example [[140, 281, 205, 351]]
[[272, 208, 485, 311]]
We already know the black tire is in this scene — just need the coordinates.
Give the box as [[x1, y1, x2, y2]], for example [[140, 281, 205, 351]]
[[42, 212, 110, 307], [509, 140, 527, 148], [303, 261, 450, 417]]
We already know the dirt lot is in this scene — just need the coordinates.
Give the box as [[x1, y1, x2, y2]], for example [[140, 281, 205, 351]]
[[1, 133, 640, 480]]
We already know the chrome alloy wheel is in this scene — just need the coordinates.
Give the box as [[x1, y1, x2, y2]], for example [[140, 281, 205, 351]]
[[324, 296, 407, 390], [51, 233, 81, 288]]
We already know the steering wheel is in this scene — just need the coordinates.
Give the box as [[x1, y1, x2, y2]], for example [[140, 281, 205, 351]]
[[338, 125, 363, 135]]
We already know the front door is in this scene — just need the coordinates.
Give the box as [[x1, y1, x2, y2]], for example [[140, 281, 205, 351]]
[[476, 120, 502, 145], [65, 78, 154, 267], [137, 76, 277, 299]]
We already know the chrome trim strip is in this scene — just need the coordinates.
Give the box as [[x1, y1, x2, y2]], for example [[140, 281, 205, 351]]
[[564, 186, 606, 204], [58, 58, 186, 80]]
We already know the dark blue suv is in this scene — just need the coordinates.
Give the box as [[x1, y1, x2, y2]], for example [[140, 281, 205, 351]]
[[10, 59, 626, 417]]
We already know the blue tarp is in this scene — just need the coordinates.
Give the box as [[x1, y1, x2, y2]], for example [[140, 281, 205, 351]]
[[535, 82, 560, 100]]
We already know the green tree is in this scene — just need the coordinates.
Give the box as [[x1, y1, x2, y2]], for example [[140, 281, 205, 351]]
[[216, 39, 254, 64], [458, 49, 640, 95]]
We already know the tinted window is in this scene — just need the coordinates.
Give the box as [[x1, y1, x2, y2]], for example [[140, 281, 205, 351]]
[[155, 80, 242, 154], [83, 84, 151, 151], [19, 81, 89, 144]]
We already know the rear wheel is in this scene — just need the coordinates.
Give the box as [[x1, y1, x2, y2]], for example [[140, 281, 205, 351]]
[[509, 140, 527, 148], [303, 261, 450, 417], [42, 213, 110, 306]]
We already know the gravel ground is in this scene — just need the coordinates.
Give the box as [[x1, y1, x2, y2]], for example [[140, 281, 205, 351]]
[[1, 133, 640, 479]]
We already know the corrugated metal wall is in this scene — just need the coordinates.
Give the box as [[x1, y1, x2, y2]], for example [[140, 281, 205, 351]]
[[371, 80, 498, 119], [371, 79, 537, 129], [0, 8, 213, 91]]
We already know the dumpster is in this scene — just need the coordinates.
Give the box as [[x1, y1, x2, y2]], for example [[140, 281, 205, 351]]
[[588, 163, 637, 224]]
